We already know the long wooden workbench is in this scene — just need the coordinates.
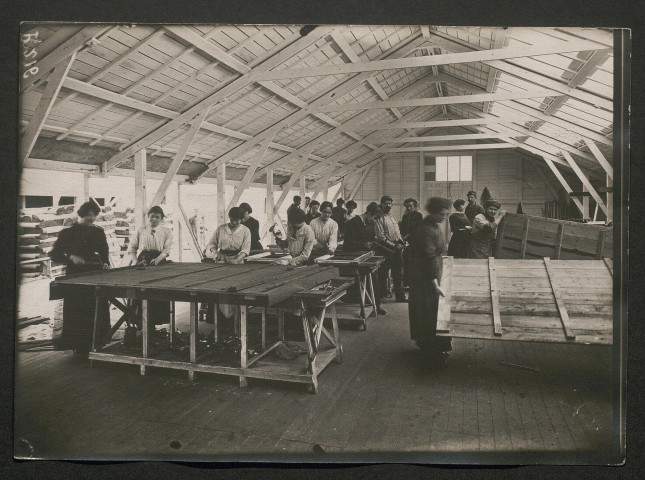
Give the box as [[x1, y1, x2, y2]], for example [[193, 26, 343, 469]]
[[50, 263, 353, 393], [436, 257, 613, 345]]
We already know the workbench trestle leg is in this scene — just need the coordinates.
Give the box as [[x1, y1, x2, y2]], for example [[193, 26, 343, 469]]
[[189, 302, 198, 382], [240, 306, 248, 388], [141, 299, 148, 376]]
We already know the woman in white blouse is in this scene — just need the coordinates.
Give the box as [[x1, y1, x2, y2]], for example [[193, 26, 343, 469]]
[[127, 206, 173, 266], [127, 205, 174, 326], [205, 207, 251, 264]]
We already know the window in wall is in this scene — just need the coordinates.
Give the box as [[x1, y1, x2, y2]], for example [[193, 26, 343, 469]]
[[425, 155, 472, 181]]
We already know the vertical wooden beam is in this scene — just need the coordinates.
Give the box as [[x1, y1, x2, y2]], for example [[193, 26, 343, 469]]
[[419, 150, 424, 206], [189, 301, 198, 382], [177, 182, 183, 261], [543, 257, 576, 340], [582, 184, 590, 220], [82, 173, 90, 202], [596, 229, 606, 259], [266, 168, 274, 242], [488, 257, 502, 336], [606, 174, 613, 223], [299, 176, 306, 200], [561, 150, 608, 215], [150, 108, 210, 207], [217, 163, 226, 226], [140, 299, 148, 375], [378, 159, 384, 201], [520, 216, 530, 258], [21, 52, 77, 162], [323, 183, 329, 201], [134, 148, 147, 233]]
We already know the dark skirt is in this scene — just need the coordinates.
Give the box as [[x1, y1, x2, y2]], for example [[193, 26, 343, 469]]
[[58, 286, 110, 352], [408, 283, 451, 352], [448, 231, 470, 258]]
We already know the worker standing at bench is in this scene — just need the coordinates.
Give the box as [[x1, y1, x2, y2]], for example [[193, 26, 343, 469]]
[[404, 197, 452, 366], [274, 208, 315, 266], [238, 202, 263, 252], [127, 205, 174, 328], [310, 201, 339, 257], [374, 195, 406, 303], [50, 201, 111, 357]]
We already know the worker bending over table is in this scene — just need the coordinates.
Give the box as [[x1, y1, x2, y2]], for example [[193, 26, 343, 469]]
[[274, 207, 315, 265], [50, 201, 111, 357], [127, 205, 174, 328], [374, 195, 406, 303], [343, 201, 387, 315], [404, 197, 452, 367], [309, 201, 338, 257]]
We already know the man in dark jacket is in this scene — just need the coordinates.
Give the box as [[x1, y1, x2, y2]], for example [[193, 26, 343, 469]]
[[239, 202, 263, 251], [399, 198, 424, 241], [465, 190, 485, 223]]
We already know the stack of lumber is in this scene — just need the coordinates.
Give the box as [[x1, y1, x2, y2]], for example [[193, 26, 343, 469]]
[[18, 205, 77, 277], [113, 207, 135, 261], [496, 213, 613, 260]]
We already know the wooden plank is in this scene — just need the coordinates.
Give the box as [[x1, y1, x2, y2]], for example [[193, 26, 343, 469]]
[[134, 148, 147, 232], [553, 223, 565, 259], [149, 108, 210, 207], [543, 258, 576, 340], [519, 216, 530, 259], [583, 138, 613, 180], [488, 258, 502, 336], [436, 256, 453, 333], [561, 151, 608, 215], [595, 229, 606, 259], [21, 52, 77, 162]]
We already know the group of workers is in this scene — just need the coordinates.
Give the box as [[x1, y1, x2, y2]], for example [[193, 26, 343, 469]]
[[50, 189, 505, 366]]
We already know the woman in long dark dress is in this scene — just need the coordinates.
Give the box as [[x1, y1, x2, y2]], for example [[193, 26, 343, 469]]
[[343, 202, 387, 315], [448, 199, 471, 258], [50, 201, 111, 356], [404, 197, 452, 366], [239, 202, 263, 251]]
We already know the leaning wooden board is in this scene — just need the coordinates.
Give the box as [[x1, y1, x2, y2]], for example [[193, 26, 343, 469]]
[[50, 263, 340, 307], [496, 213, 613, 260], [436, 258, 613, 345]]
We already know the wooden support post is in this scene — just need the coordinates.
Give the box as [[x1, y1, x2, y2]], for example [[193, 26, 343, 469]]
[[176, 183, 183, 261], [419, 151, 424, 206], [217, 163, 226, 226], [543, 257, 576, 340], [349, 166, 372, 201], [266, 167, 274, 243], [189, 301, 198, 382], [520, 216, 530, 258], [543, 158, 584, 215], [378, 159, 384, 201], [606, 174, 613, 223], [83, 173, 90, 202], [239, 306, 248, 387], [21, 52, 77, 162], [582, 184, 590, 220], [554, 223, 565, 259], [436, 256, 453, 333], [299, 176, 306, 201], [134, 149, 147, 233], [488, 258, 502, 336], [140, 299, 148, 375], [583, 138, 613, 180]]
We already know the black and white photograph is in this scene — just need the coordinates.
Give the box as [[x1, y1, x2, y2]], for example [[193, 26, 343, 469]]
[[13, 23, 628, 463]]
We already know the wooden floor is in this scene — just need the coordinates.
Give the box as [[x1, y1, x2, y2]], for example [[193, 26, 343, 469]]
[[14, 301, 614, 461]]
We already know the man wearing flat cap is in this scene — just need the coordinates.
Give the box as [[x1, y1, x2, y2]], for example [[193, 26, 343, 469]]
[[404, 196, 452, 365], [465, 191, 485, 224], [468, 199, 506, 259]]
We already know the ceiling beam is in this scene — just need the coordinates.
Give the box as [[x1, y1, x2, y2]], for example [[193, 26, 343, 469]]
[[374, 132, 521, 143], [377, 143, 517, 153], [103, 26, 334, 172], [561, 151, 608, 215], [425, 30, 613, 110], [339, 115, 533, 131], [21, 53, 77, 163], [583, 138, 613, 180], [483, 28, 507, 113], [246, 39, 607, 82], [189, 30, 427, 182], [311, 89, 555, 113], [21, 25, 111, 93]]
